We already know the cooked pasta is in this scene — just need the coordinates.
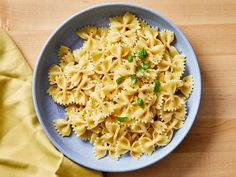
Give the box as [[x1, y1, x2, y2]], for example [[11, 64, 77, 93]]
[[47, 12, 194, 160]]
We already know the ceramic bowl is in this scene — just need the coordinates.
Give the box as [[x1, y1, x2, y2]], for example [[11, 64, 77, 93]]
[[32, 3, 201, 172]]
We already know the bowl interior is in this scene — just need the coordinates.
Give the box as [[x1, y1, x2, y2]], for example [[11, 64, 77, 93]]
[[33, 3, 201, 172]]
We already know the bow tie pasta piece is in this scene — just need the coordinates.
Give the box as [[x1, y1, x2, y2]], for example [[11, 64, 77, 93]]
[[136, 38, 165, 65], [54, 119, 72, 137], [109, 12, 140, 32], [161, 80, 183, 96], [152, 133, 169, 146], [159, 30, 181, 58], [152, 121, 167, 135], [47, 12, 194, 160], [90, 132, 99, 144], [159, 53, 186, 79], [107, 43, 131, 61], [114, 60, 137, 77], [179, 75, 194, 99], [108, 12, 140, 46], [79, 130, 93, 141], [71, 113, 87, 137], [122, 80, 139, 93], [119, 106, 136, 122], [86, 117, 100, 131], [139, 84, 157, 106], [158, 52, 172, 72], [47, 85, 59, 97], [94, 57, 112, 75], [131, 121, 151, 137], [132, 106, 154, 123], [93, 138, 109, 159], [96, 27, 109, 40], [130, 140, 142, 159], [108, 146, 120, 160], [94, 102, 115, 120], [63, 65, 82, 87], [138, 69, 159, 84], [107, 28, 137, 46], [139, 134, 168, 155], [160, 103, 187, 123], [71, 114, 93, 141], [139, 137, 155, 155], [167, 118, 184, 131], [155, 93, 164, 109], [48, 87, 74, 106], [94, 27, 109, 50], [89, 86, 105, 104], [59, 91, 76, 105], [58, 46, 76, 68], [102, 122, 120, 143], [60, 52, 75, 67], [163, 95, 185, 111], [48, 64, 63, 85], [90, 49, 105, 63], [73, 88, 86, 105], [138, 19, 150, 28], [159, 29, 175, 47], [94, 136, 118, 159], [114, 91, 133, 106], [127, 132, 140, 143], [76, 25, 97, 40], [171, 54, 186, 78], [168, 45, 180, 58], [65, 104, 82, 118], [72, 76, 92, 105], [55, 74, 74, 90], [116, 136, 131, 156], [137, 26, 162, 47], [100, 83, 118, 100], [58, 45, 71, 59], [73, 48, 90, 63], [174, 103, 187, 121]]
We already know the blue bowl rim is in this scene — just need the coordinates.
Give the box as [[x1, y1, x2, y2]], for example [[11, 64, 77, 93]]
[[32, 2, 202, 172]]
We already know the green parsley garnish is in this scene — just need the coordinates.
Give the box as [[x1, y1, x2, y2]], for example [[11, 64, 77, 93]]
[[137, 65, 145, 75], [136, 63, 150, 75], [153, 80, 161, 94], [117, 116, 128, 122], [127, 55, 134, 62], [136, 48, 147, 60], [130, 74, 137, 84], [143, 62, 151, 70], [116, 76, 124, 84], [137, 97, 144, 108]]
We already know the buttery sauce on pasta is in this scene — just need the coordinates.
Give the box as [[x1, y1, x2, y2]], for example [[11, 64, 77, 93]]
[[47, 12, 194, 160]]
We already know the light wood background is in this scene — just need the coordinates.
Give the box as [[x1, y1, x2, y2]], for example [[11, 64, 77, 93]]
[[1, 0, 236, 176]]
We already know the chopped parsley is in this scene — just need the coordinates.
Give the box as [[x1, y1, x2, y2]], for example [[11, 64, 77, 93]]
[[137, 97, 144, 108], [127, 55, 134, 62], [130, 75, 137, 84], [153, 80, 161, 94], [117, 116, 128, 122], [143, 62, 151, 70], [137, 65, 145, 75], [116, 76, 125, 84], [136, 48, 147, 60]]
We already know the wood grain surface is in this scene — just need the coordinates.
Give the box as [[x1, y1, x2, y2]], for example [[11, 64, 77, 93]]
[[1, 0, 236, 176]]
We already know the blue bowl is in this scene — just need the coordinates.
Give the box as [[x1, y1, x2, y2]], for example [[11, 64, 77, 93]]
[[32, 3, 201, 172]]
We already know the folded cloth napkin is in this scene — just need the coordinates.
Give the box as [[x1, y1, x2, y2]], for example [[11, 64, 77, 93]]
[[0, 29, 102, 177]]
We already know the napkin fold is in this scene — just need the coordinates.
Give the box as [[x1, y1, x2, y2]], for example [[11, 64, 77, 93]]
[[0, 29, 102, 177]]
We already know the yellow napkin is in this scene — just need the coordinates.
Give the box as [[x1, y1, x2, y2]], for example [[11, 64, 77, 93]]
[[0, 29, 103, 177]]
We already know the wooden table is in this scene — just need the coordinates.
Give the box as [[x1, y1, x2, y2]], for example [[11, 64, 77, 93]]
[[1, 0, 236, 176]]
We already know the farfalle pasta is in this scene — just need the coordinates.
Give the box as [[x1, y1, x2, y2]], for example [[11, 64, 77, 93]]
[[47, 12, 194, 160]]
